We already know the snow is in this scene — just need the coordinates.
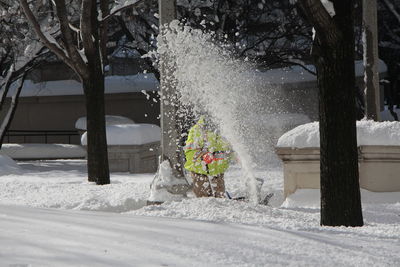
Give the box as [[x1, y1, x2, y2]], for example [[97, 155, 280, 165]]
[[148, 160, 189, 202], [321, 0, 335, 17], [110, 0, 141, 15], [81, 124, 160, 146], [75, 115, 135, 130], [1, 13, 399, 267], [157, 21, 286, 202], [0, 159, 399, 266], [1, 144, 86, 160], [0, 154, 21, 175], [277, 120, 400, 148], [8, 74, 158, 98]]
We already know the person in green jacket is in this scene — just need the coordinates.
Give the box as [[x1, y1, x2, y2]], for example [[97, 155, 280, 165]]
[[184, 116, 231, 198]]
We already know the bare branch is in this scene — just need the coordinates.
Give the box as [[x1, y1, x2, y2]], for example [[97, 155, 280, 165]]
[[381, 0, 400, 24]]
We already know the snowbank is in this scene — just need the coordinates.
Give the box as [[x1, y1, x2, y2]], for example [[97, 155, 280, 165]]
[[277, 121, 400, 148], [8, 74, 158, 97], [75, 115, 135, 130], [81, 124, 161, 145], [149, 160, 189, 202], [1, 144, 86, 160], [0, 154, 21, 175]]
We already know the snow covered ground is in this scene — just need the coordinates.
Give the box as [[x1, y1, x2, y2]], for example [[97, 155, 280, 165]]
[[0, 158, 399, 266]]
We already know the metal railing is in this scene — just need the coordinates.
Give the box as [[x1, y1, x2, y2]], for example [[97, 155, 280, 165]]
[[4, 130, 80, 144]]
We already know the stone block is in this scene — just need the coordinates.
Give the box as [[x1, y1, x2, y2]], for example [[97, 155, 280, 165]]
[[276, 145, 400, 198]]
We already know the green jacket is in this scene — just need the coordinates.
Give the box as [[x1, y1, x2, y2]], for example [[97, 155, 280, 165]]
[[184, 117, 231, 175]]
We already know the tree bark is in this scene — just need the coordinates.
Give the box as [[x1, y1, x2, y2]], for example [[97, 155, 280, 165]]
[[83, 70, 110, 185], [299, 0, 363, 226]]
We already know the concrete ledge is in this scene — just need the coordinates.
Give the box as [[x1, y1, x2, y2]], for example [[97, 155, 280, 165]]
[[107, 142, 160, 173], [276, 145, 400, 198]]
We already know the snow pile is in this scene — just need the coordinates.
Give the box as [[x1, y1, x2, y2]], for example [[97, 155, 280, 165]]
[[148, 160, 188, 202], [81, 124, 160, 145], [277, 121, 320, 148], [75, 115, 134, 130], [0, 154, 21, 175], [277, 121, 400, 148], [1, 144, 86, 159], [357, 121, 400, 146]]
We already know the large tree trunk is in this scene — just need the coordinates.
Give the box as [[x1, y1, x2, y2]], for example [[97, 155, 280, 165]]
[[314, 1, 363, 226], [83, 70, 110, 185]]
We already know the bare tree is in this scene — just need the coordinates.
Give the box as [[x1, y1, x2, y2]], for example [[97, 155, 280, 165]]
[[297, 0, 363, 226], [0, 0, 47, 148], [19, 0, 112, 184], [18, 0, 144, 184]]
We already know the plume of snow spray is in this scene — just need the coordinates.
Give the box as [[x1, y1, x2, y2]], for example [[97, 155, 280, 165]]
[[157, 21, 284, 203]]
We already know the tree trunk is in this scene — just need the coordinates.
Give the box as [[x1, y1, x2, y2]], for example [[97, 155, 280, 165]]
[[315, 1, 363, 226], [83, 71, 110, 185]]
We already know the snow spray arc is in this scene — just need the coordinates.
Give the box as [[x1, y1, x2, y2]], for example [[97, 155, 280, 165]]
[[156, 21, 284, 203]]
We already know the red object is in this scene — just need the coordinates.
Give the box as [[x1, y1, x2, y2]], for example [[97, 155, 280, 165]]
[[202, 153, 214, 164]]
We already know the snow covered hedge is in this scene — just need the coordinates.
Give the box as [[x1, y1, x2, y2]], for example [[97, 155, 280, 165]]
[[277, 121, 400, 148], [75, 115, 135, 130]]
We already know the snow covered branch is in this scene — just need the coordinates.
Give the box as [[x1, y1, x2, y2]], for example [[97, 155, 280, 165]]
[[19, 0, 78, 74], [101, 0, 144, 22], [53, 0, 87, 78]]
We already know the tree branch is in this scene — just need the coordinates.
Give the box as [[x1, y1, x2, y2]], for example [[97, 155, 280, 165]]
[[101, 0, 145, 22], [53, 0, 88, 79], [298, 0, 342, 46], [19, 0, 77, 72], [80, 0, 96, 61], [381, 0, 400, 24]]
